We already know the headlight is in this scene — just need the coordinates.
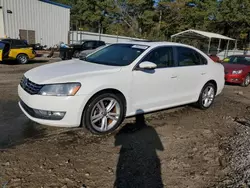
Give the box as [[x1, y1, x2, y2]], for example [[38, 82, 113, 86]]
[[232, 70, 243, 74], [38, 83, 81, 96]]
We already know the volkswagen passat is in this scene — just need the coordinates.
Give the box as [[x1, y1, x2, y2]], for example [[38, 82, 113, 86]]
[[18, 42, 225, 134]]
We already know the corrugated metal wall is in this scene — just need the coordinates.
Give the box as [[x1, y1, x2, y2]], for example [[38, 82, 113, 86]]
[[0, 0, 70, 47]]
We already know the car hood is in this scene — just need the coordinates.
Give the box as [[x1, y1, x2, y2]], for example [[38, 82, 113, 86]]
[[222, 63, 249, 71], [80, 49, 96, 55], [24, 59, 122, 84]]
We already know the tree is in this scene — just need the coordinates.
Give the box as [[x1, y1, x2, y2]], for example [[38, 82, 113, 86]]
[[114, 0, 156, 37], [53, 0, 250, 46]]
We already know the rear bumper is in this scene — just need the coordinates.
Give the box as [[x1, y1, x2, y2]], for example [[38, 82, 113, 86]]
[[225, 74, 244, 84], [29, 53, 36, 59]]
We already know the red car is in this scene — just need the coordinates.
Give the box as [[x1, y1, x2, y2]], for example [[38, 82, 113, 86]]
[[223, 55, 250, 87], [209, 54, 220, 62]]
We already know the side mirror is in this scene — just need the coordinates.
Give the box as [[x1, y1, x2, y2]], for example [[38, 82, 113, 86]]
[[138, 61, 157, 70]]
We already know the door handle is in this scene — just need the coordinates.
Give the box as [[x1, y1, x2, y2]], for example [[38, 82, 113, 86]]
[[171, 75, 178, 78], [201, 72, 206, 75]]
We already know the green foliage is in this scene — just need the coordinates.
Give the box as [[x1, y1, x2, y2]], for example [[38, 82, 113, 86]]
[[53, 0, 250, 43]]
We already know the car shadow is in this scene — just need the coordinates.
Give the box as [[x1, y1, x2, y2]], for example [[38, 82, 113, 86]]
[[225, 82, 242, 87], [114, 110, 164, 188], [1, 59, 52, 65], [0, 119, 47, 149], [27, 59, 50, 64], [0, 101, 47, 149]]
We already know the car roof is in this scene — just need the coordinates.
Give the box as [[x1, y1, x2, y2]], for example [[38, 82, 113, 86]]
[[228, 54, 250, 57], [114, 41, 197, 49], [81, 40, 105, 42]]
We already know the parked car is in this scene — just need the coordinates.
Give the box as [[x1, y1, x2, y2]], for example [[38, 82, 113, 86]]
[[79, 45, 107, 60], [209, 54, 220, 62], [59, 40, 106, 60], [30, 43, 47, 50], [0, 38, 36, 64], [18, 42, 225, 135], [222, 55, 250, 87], [0, 41, 10, 62]]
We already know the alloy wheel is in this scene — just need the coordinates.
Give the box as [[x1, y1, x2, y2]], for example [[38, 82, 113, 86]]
[[18, 55, 28, 64], [90, 97, 121, 132], [202, 86, 215, 108], [245, 75, 250, 86]]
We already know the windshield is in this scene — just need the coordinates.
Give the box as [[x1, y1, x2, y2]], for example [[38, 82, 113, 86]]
[[227, 56, 250, 65], [84, 43, 149, 66], [0, 42, 5, 49]]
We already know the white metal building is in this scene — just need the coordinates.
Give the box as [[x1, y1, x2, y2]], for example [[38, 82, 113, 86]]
[[0, 0, 70, 47], [69, 31, 147, 45]]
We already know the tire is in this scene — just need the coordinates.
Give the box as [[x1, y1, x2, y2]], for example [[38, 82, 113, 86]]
[[82, 93, 125, 135], [16, 54, 28, 64], [73, 50, 80, 58], [241, 74, 250, 87], [196, 82, 216, 110]]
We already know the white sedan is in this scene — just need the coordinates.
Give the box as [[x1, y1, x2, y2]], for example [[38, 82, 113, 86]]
[[18, 42, 225, 134]]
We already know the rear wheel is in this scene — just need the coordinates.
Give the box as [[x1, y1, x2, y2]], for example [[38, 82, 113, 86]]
[[241, 74, 250, 87], [82, 93, 125, 135], [17, 54, 28, 64], [196, 83, 216, 110]]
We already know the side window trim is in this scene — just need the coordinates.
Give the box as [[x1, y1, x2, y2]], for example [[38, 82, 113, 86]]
[[133, 46, 175, 71], [173, 46, 178, 67], [198, 52, 208, 65]]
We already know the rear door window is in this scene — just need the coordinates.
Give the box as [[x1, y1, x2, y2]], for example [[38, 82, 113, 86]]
[[84, 41, 96, 48], [12, 40, 28, 48], [98, 41, 105, 46], [176, 46, 207, 66]]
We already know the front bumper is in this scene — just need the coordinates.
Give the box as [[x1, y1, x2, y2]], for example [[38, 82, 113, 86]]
[[225, 74, 244, 84], [79, 53, 87, 60], [18, 84, 90, 127]]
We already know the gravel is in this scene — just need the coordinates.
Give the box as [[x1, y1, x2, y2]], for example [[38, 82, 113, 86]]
[[1, 60, 250, 187]]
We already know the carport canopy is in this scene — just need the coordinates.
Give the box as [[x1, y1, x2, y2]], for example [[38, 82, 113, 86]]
[[171, 29, 236, 55]]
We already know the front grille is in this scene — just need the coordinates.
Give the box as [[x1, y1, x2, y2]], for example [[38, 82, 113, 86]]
[[20, 76, 44, 95]]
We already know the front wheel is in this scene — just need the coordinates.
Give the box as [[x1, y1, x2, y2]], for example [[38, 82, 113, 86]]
[[241, 74, 250, 87], [16, 54, 28, 64], [82, 93, 125, 135], [196, 83, 216, 110]]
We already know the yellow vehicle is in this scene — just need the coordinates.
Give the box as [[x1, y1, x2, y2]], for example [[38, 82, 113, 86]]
[[0, 41, 10, 62], [222, 57, 230, 63], [0, 39, 36, 64]]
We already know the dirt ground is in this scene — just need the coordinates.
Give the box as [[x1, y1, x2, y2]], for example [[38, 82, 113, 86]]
[[0, 59, 250, 188]]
